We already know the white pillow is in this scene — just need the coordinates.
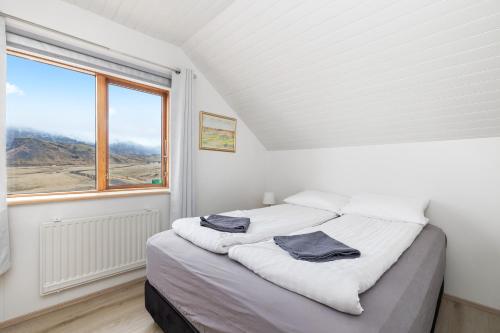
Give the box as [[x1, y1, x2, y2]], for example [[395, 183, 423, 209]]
[[283, 190, 350, 214], [341, 193, 429, 225]]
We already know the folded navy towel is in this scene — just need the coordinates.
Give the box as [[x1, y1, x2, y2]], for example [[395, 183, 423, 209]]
[[200, 215, 251, 233], [274, 231, 360, 262]]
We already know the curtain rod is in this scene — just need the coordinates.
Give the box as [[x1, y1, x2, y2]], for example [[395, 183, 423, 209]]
[[0, 11, 182, 75]]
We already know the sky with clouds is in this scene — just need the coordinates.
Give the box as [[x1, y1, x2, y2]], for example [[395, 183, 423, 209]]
[[6, 82, 24, 96], [6, 54, 162, 149]]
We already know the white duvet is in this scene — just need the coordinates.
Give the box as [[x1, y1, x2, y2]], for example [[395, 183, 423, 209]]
[[172, 204, 337, 254], [228, 214, 423, 315]]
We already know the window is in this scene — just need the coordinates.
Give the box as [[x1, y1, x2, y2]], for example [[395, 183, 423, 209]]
[[6, 50, 169, 197], [106, 81, 166, 188]]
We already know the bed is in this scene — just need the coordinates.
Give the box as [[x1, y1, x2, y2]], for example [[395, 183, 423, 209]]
[[145, 223, 446, 333]]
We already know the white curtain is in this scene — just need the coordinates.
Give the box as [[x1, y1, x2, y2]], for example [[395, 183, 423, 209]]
[[169, 69, 196, 224], [0, 16, 10, 276]]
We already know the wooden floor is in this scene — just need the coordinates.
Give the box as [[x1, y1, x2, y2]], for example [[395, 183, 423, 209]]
[[435, 297, 500, 333], [1, 281, 161, 333], [2, 280, 500, 333]]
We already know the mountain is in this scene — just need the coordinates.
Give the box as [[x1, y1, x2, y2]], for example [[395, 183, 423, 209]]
[[110, 142, 160, 156], [6, 127, 160, 167], [7, 137, 95, 166], [6, 127, 83, 149]]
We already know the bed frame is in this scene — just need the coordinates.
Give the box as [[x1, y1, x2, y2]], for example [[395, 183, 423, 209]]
[[145, 279, 445, 333]]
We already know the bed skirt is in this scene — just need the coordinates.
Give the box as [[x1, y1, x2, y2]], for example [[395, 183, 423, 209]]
[[145, 279, 444, 333]]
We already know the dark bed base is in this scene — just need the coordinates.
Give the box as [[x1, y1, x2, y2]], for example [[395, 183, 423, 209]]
[[430, 280, 445, 333], [145, 279, 445, 333], [145, 280, 200, 333]]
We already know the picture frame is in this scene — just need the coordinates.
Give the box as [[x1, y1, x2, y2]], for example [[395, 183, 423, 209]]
[[199, 111, 237, 153]]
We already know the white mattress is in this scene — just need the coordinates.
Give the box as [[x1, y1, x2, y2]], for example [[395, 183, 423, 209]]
[[172, 204, 337, 253], [228, 214, 423, 315]]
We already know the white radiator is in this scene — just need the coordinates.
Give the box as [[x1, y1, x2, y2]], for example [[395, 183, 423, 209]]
[[40, 209, 160, 295]]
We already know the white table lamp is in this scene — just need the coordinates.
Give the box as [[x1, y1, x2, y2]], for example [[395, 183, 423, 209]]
[[262, 192, 275, 206]]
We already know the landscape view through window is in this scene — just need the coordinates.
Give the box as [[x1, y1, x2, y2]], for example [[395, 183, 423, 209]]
[[108, 83, 163, 187], [6, 54, 163, 194]]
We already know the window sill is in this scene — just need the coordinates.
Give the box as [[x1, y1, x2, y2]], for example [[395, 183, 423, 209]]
[[6, 188, 170, 206]]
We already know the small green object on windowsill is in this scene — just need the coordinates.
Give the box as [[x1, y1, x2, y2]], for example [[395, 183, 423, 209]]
[[152, 179, 162, 185]]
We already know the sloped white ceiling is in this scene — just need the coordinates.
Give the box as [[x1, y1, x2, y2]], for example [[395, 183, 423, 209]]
[[184, 0, 500, 150], [61, 0, 234, 45]]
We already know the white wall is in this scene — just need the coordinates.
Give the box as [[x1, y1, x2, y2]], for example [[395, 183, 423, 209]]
[[1, 195, 169, 321], [195, 79, 267, 215], [266, 137, 500, 310], [0, 0, 266, 321]]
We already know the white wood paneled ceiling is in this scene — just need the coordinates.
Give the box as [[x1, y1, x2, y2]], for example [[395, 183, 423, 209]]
[[184, 0, 500, 150], [61, 0, 234, 45]]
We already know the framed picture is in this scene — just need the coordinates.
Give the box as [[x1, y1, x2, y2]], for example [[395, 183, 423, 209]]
[[199, 111, 237, 152]]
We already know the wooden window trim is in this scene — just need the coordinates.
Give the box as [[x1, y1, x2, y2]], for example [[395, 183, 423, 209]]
[[96, 74, 109, 191], [7, 188, 170, 206], [6, 50, 170, 200], [105, 78, 169, 190]]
